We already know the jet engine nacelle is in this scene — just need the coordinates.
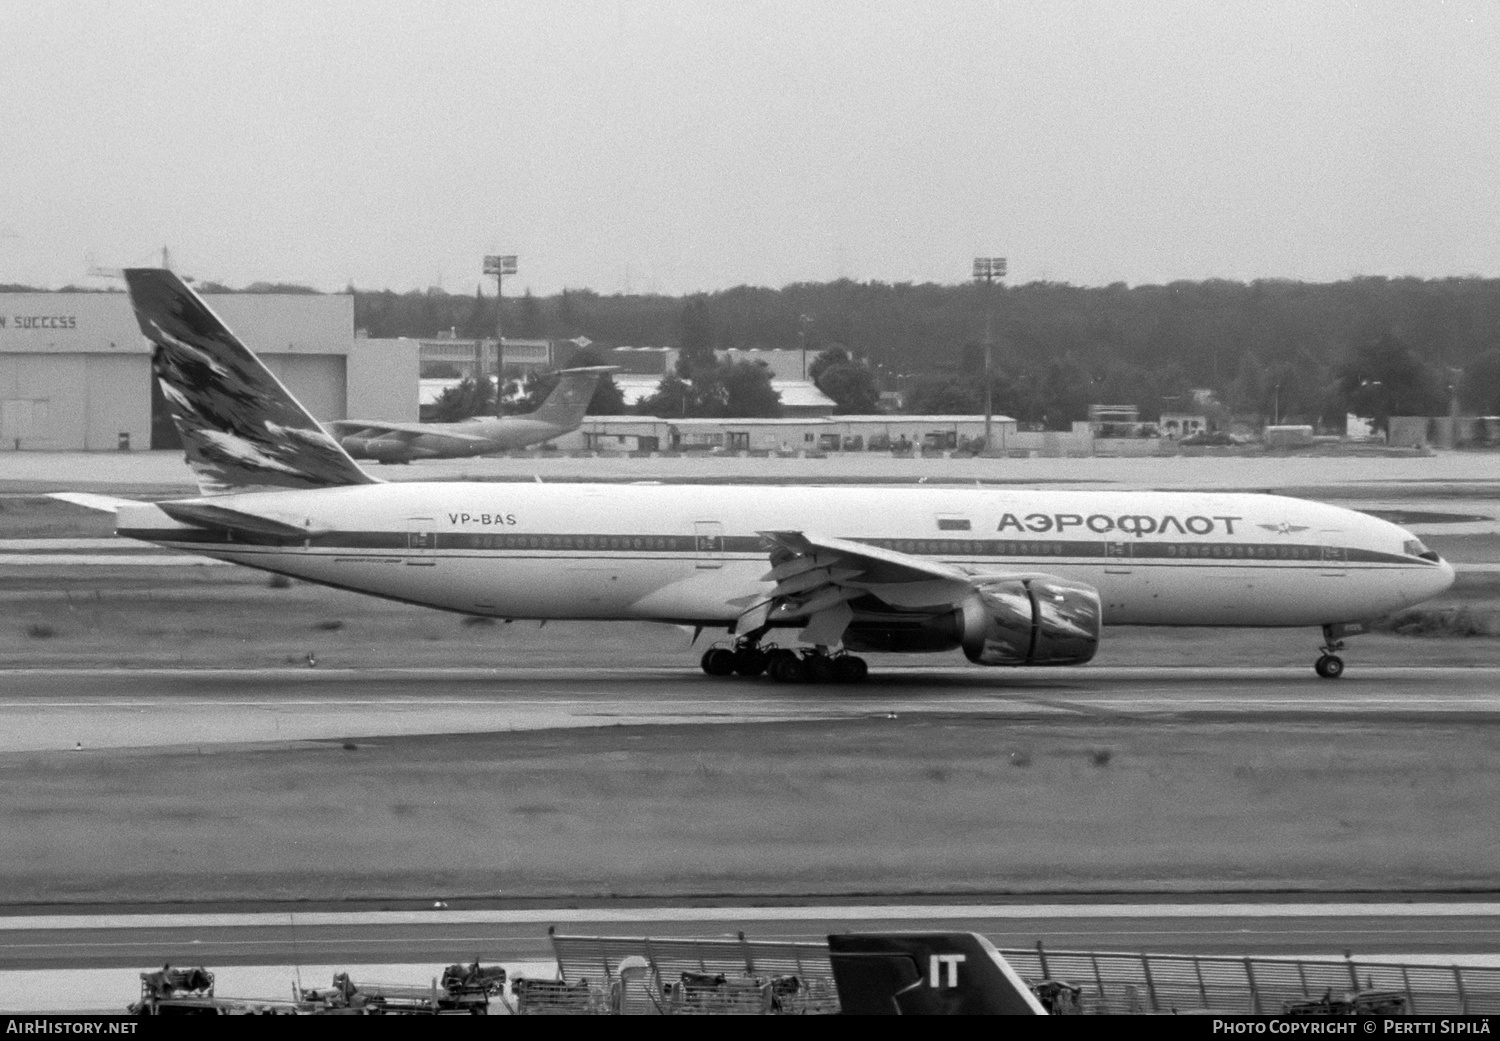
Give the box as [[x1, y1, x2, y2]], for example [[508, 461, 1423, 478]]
[[959, 576, 1102, 666]]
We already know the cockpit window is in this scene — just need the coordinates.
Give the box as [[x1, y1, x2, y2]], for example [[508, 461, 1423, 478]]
[[1404, 538, 1441, 562]]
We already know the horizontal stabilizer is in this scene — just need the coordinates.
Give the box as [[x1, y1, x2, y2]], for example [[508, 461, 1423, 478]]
[[48, 492, 139, 513], [157, 501, 320, 539]]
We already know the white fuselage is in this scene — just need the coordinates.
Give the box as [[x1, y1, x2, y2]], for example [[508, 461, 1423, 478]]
[[117, 483, 1454, 631]]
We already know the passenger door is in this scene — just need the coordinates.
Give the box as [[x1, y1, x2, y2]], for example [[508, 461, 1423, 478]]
[[406, 516, 437, 567], [1320, 544, 1348, 578], [693, 521, 724, 569]]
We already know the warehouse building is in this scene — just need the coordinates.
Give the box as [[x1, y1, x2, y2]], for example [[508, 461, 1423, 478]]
[[570, 413, 1018, 453], [0, 291, 416, 449]]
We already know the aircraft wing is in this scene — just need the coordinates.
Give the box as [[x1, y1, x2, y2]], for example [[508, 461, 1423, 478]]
[[324, 420, 494, 446], [751, 530, 978, 645]]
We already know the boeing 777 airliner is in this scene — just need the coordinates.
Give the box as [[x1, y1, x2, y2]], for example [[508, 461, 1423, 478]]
[[59, 270, 1455, 683]]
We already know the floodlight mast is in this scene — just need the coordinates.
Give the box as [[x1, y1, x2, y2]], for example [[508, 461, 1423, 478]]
[[483, 254, 518, 416], [972, 257, 1007, 453]]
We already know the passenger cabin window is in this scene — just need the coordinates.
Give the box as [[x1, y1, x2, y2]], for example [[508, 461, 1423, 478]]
[[937, 517, 971, 531]]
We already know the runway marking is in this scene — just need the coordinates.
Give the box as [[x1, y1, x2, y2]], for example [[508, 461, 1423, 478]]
[[5, 665, 1500, 679], [0, 555, 225, 566], [23, 703, 734, 710], [2, 697, 1496, 709], [5, 904, 1500, 932], [0, 539, 166, 550]]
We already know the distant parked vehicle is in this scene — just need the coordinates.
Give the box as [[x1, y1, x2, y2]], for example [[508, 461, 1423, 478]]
[[1179, 430, 1242, 447]]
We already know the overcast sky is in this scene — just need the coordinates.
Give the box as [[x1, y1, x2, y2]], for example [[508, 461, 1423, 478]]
[[2, 1, 1497, 295]]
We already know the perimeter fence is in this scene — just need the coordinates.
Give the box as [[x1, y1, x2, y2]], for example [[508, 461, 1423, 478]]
[[1001, 946, 1500, 1015], [547, 931, 1500, 1016], [550, 932, 838, 1015]]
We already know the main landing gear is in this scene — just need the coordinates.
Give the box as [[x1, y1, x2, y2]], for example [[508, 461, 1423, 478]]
[[700, 641, 868, 684], [1314, 623, 1348, 680], [700, 642, 767, 678]]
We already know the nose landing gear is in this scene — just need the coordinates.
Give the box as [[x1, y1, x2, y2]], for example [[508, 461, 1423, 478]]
[[1314, 652, 1345, 680], [1314, 621, 1368, 679]]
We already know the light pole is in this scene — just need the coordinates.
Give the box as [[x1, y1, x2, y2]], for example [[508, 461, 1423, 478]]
[[483, 254, 517, 415], [972, 257, 1006, 453], [1447, 366, 1463, 449]]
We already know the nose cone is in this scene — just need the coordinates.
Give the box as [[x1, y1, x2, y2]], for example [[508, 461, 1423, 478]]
[[1430, 556, 1457, 599], [1402, 554, 1456, 607]]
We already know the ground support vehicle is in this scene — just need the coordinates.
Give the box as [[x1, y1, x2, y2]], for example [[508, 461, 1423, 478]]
[[130, 966, 303, 1016], [131, 964, 504, 1015]]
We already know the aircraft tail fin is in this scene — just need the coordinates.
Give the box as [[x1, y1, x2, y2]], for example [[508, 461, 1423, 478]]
[[123, 269, 375, 496], [827, 932, 1048, 1015], [527, 366, 615, 429]]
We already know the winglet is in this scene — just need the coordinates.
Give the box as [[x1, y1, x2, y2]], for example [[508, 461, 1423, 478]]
[[123, 268, 375, 496]]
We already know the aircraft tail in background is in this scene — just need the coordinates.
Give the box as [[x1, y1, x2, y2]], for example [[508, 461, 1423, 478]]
[[527, 366, 614, 429], [123, 269, 375, 496], [827, 932, 1048, 1015]]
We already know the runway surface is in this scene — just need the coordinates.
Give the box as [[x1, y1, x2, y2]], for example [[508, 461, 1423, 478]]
[[5, 903, 1500, 972], [2, 665, 1499, 752]]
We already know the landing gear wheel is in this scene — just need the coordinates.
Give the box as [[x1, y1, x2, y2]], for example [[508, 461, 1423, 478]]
[[701, 647, 737, 677], [770, 655, 806, 683], [1315, 654, 1344, 680], [806, 655, 836, 684], [830, 655, 868, 683], [732, 648, 768, 677]]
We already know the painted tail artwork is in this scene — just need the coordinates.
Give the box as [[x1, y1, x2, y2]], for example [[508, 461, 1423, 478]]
[[123, 269, 374, 496], [827, 932, 1048, 1015]]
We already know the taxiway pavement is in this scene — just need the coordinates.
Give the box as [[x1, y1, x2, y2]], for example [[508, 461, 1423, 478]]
[[2, 665, 1499, 752]]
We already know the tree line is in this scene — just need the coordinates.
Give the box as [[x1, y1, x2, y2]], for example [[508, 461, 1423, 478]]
[[360, 276, 1500, 428], [14, 275, 1500, 427]]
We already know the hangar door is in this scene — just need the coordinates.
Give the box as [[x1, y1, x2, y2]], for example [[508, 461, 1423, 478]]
[[0, 353, 151, 450], [261, 355, 348, 422]]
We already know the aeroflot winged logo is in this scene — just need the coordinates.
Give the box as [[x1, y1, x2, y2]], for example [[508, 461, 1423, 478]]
[[1258, 522, 1311, 535]]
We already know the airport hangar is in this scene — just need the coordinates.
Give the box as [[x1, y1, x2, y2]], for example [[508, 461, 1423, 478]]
[[0, 291, 418, 450]]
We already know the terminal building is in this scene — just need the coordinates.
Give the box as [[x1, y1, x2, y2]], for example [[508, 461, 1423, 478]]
[[0, 291, 417, 449]]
